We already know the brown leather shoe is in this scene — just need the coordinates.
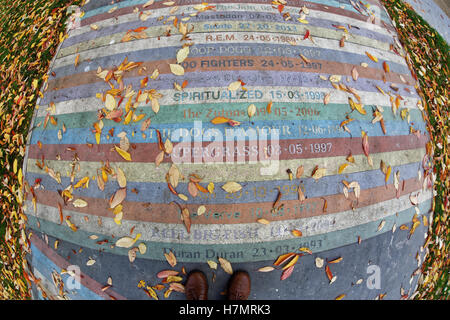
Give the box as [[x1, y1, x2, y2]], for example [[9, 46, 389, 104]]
[[227, 271, 251, 300], [185, 270, 208, 300]]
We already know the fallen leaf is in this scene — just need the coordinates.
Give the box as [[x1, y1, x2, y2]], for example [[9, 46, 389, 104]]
[[258, 266, 275, 272], [157, 270, 179, 279], [222, 181, 242, 193], [338, 163, 349, 174], [228, 81, 241, 91], [291, 230, 302, 237], [176, 46, 189, 64], [377, 220, 386, 232], [116, 167, 127, 188], [218, 257, 233, 274], [110, 188, 127, 208], [311, 167, 326, 180], [115, 236, 135, 248], [206, 260, 217, 270], [315, 257, 324, 268], [247, 104, 257, 118], [164, 251, 177, 267], [325, 265, 333, 281], [328, 257, 343, 264], [115, 146, 132, 161], [351, 67, 359, 81], [365, 51, 378, 62], [280, 265, 295, 280], [257, 218, 270, 225], [72, 198, 88, 208], [169, 64, 184, 76]]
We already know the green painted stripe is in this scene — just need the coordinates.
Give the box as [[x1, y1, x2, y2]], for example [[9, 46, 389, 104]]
[[33, 102, 425, 131], [26, 147, 426, 183]]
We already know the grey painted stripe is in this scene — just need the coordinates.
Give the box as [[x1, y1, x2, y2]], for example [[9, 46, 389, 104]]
[[36, 85, 421, 118], [26, 148, 426, 183]]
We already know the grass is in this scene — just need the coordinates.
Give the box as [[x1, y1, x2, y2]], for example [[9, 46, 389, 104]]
[[0, 0, 83, 300], [381, 0, 449, 300]]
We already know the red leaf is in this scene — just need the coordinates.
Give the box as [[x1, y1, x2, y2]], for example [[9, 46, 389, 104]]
[[281, 265, 295, 280], [303, 29, 310, 40]]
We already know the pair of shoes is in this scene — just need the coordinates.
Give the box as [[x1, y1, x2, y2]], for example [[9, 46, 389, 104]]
[[185, 270, 251, 300]]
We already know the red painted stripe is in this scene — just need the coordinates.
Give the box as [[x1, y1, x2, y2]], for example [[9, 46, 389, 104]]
[[47, 55, 414, 93], [31, 177, 421, 225], [27, 135, 428, 163]]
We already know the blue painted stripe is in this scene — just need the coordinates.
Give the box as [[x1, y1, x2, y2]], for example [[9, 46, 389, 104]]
[[30, 119, 427, 145], [29, 242, 103, 300], [41, 71, 416, 106], [64, 10, 393, 49], [25, 161, 423, 205], [50, 42, 411, 81], [80, 0, 391, 23]]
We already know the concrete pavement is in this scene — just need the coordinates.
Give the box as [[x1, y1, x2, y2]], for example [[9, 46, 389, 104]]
[[24, 0, 433, 300]]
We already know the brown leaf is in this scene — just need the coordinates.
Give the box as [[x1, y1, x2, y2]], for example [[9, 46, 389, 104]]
[[218, 257, 233, 275], [296, 165, 304, 178], [164, 251, 177, 267], [181, 208, 191, 233], [110, 188, 126, 208]]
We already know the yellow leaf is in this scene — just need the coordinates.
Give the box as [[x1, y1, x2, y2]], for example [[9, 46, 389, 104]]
[[228, 81, 241, 91], [257, 218, 270, 225], [207, 260, 217, 270], [247, 104, 257, 118], [222, 181, 242, 193], [338, 163, 348, 174], [385, 166, 391, 184], [311, 167, 326, 180], [74, 54, 80, 67], [169, 63, 184, 76], [299, 247, 312, 254], [365, 51, 378, 62], [211, 116, 230, 124], [218, 257, 233, 274], [176, 46, 189, 64], [335, 293, 346, 300], [282, 254, 299, 270], [115, 146, 132, 161]]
